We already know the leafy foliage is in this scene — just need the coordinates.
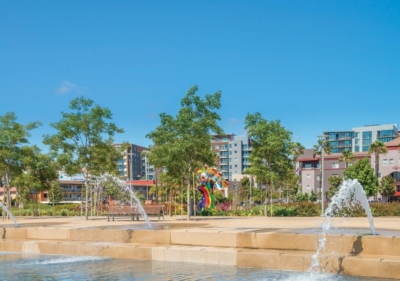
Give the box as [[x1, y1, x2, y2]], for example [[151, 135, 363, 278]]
[[343, 158, 378, 197], [43, 97, 124, 219], [326, 175, 343, 199], [380, 175, 395, 201], [146, 86, 224, 218]]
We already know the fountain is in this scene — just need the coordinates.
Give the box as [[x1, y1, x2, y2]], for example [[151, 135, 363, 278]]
[[0, 201, 19, 228], [92, 174, 152, 229], [309, 179, 377, 273]]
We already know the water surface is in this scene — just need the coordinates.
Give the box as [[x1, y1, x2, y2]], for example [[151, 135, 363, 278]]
[[0, 252, 386, 281]]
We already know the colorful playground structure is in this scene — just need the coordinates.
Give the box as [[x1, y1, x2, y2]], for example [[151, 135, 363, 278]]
[[196, 165, 228, 210]]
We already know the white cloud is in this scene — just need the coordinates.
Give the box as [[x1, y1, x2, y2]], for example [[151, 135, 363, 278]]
[[55, 81, 80, 94], [229, 117, 240, 126]]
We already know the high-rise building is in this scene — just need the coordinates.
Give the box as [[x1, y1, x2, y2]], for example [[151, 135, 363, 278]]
[[324, 124, 398, 154], [211, 134, 252, 181], [114, 143, 149, 181]]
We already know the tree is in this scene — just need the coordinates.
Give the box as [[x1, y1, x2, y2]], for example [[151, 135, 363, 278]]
[[12, 146, 59, 208], [368, 140, 387, 177], [339, 150, 355, 168], [43, 96, 124, 220], [0, 112, 41, 214], [244, 112, 292, 216], [146, 85, 224, 220], [380, 175, 395, 202], [313, 138, 331, 202], [368, 140, 388, 201], [326, 175, 343, 199], [288, 142, 304, 202], [239, 176, 250, 206], [343, 158, 378, 197], [49, 181, 63, 205]]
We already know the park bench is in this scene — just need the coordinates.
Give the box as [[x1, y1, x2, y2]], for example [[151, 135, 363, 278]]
[[142, 204, 165, 222], [107, 205, 138, 221]]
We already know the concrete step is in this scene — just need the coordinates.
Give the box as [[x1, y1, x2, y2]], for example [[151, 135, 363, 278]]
[[1, 239, 400, 279], [3, 227, 400, 257]]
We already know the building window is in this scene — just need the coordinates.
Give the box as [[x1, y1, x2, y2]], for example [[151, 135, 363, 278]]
[[229, 165, 232, 169], [234, 150, 237, 154], [215, 138, 219, 142], [215, 145, 219, 149], [229, 151, 232, 155], [304, 163, 312, 169], [229, 158, 232, 162], [332, 163, 339, 169], [234, 164, 237, 168], [383, 159, 388, 166], [234, 143, 237, 146], [389, 159, 394, 166], [229, 144, 232, 148], [234, 157, 238, 161], [306, 174, 310, 178], [222, 137, 228, 142], [307, 185, 311, 189], [317, 175, 320, 181]]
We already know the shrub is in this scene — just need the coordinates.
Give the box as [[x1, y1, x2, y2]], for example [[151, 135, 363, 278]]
[[295, 202, 320, 217]]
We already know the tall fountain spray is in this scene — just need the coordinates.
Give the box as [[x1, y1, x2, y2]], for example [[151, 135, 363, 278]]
[[93, 174, 152, 229], [0, 202, 19, 228], [309, 179, 376, 272]]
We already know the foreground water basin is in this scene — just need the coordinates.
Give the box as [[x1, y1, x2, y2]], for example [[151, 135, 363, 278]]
[[0, 252, 388, 281]]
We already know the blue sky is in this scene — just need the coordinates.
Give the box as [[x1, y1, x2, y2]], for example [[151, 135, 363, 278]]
[[1, 1, 400, 151]]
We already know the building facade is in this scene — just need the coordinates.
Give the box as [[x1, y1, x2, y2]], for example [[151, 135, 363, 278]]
[[114, 143, 150, 181], [211, 134, 252, 181], [325, 124, 398, 154], [299, 134, 400, 202]]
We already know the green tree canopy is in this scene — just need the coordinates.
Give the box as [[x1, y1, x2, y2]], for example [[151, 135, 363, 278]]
[[0, 112, 41, 212], [339, 150, 355, 168], [43, 96, 124, 219], [244, 113, 292, 214], [146, 85, 224, 219], [343, 158, 378, 197], [326, 175, 343, 199], [380, 175, 395, 201]]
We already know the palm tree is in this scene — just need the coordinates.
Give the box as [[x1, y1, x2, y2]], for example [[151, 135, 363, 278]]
[[313, 138, 331, 206], [339, 149, 355, 168], [368, 140, 388, 201], [289, 142, 305, 202], [313, 139, 332, 159], [368, 140, 387, 179]]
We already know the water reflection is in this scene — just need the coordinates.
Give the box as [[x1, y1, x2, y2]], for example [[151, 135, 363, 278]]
[[0, 252, 386, 281]]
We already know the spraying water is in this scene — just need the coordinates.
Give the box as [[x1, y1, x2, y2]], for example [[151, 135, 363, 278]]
[[0, 201, 19, 228], [93, 174, 152, 229], [309, 179, 376, 273]]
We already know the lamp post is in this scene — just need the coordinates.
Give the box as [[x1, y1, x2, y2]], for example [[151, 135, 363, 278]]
[[318, 135, 328, 216]]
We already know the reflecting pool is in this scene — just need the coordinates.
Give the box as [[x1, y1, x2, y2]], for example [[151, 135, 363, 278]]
[[0, 252, 387, 281]]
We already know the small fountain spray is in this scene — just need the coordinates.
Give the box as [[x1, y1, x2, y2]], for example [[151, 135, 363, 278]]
[[93, 174, 152, 229], [0, 202, 19, 228], [309, 179, 376, 273]]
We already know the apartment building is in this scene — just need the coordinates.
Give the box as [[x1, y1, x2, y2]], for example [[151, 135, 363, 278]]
[[299, 132, 400, 201], [114, 143, 150, 181], [211, 134, 252, 181], [325, 124, 398, 154]]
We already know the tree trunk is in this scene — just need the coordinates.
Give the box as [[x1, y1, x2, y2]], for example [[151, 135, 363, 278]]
[[264, 182, 267, 217], [85, 180, 89, 220], [169, 188, 173, 217], [5, 171, 11, 219], [192, 172, 196, 221], [375, 154, 379, 201], [187, 171, 191, 221]]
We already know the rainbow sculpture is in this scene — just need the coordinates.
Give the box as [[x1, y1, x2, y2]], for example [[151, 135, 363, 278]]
[[197, 165, 228, 210]]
